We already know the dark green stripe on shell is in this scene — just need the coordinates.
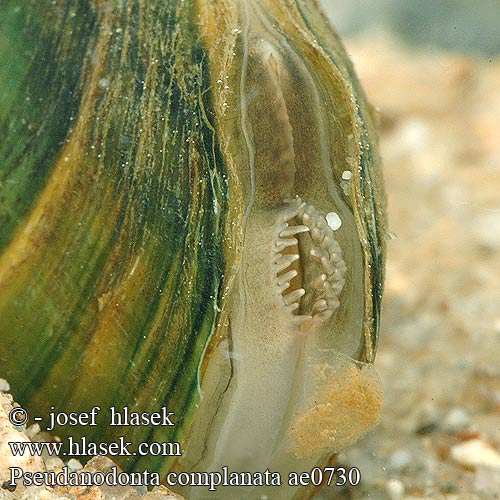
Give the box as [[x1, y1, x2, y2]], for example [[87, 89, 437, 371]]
[[0, 0, 228, 472], [0, 1, 95, 250]]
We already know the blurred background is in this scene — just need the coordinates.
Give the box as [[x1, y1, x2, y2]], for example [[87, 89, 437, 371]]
[[315, 2, 500, 500], [321, 0, 500, 58]]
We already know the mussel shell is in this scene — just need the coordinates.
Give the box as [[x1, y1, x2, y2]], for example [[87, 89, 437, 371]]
[[0, 0, 228, 473], [0, 0, 386, 497]]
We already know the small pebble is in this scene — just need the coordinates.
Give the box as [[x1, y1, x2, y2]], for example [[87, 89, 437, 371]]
[[0, 378, 10, 392], [26, 423, 41, 439], [134, 485, 148, 496], [415, 421, 439, 435], [451, 439, 500, 469], [1, 481, 16, 492], [442, 407, 470, 433], [45, 456, 65, 471], [389, 449, 412, 470], [385, 478, 405, 500], [67, 458, 83, 471]]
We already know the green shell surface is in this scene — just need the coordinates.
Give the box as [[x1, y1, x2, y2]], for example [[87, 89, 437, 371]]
[[0, 1, 386, 499]]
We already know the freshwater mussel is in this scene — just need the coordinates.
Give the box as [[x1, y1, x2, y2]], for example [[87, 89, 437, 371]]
[[0, 1, 386, 498]]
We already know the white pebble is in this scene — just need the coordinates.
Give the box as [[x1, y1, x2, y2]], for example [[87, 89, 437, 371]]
[[0, 378, 10, 392], [342, 170, 352, 180], [442, 407, 470, 433], [26, 423, 41, 438], [451, 439, 500, 469], [45, 456, 65, 471], [389, 449, 412, 470], [326, 212, 342, 231], [386, 478, 405, 500], [67, 458, 83, 470]]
